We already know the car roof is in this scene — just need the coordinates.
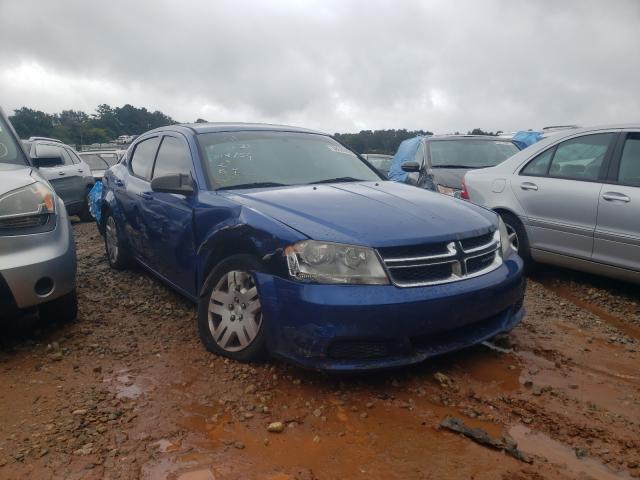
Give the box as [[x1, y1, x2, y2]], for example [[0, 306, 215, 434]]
[[144, 122, 328, 136], [426, 135, 515, 142]]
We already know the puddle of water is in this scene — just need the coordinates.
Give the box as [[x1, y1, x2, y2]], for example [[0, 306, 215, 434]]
[[177, 468, 216, 480], [537, 278, 640, 341], [509, 425, 632, 480]]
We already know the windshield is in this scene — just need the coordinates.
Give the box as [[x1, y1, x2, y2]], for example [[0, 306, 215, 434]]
[[366, 155, 393, 173], [197, 131, 381, 189], [429, 139, 519, 168], [0, 115, 28, 166]]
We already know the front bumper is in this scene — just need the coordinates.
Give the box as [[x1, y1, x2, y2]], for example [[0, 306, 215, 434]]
[[0, 198, 77, 312], [256, 255, 525, 371]]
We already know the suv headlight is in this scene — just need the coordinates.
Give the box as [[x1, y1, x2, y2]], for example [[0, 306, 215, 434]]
[[0, 182, 56, 232], [498, 217, 513, 257], [285, 240, 389, 285]]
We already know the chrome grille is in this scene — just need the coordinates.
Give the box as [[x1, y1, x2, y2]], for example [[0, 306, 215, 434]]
[[379, 230, 502, 287]]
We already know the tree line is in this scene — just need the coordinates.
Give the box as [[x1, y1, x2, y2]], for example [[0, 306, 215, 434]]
[[9, 104, 176, 148], [8, 104, 500, 154]]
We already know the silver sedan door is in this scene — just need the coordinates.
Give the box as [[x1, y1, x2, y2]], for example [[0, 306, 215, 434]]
[[593, 132, 640, 272], [512, 132, 617, 260]]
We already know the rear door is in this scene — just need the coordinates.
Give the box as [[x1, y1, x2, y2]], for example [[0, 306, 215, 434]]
[[119, 136, 161, 260], [35, 143, 85, 208], [512, 132, 617, 260], [593, 131, 640, 271], [144, 134, 197, 294]]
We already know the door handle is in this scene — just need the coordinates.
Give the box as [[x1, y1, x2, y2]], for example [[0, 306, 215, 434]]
[[78, 169, 84, 173], [520, 182, 538, 191], [138, 192, 153, 200], [58, 171, 66, 176], [602, 192, 630, 203]]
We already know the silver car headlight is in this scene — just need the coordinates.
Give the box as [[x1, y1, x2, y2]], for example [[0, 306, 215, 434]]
[[0, 182, 56, 230], [498, 217, 514, 257], [285, 240, 389, 285]]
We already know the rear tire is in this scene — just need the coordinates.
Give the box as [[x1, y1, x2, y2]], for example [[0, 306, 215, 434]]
[[104, 213, 130, 270], [39, 289, 78, 324], [198, 255, 267, 363], [78, 188, 93, 222], [499, 211, 533, 269]]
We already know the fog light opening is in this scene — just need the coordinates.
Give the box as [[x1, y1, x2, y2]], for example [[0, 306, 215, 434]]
[[34, 277, 54, 296]]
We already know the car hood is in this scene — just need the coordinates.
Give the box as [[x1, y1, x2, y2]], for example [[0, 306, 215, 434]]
[[0, 165, 35, 194], [222, 181, 496, 247]]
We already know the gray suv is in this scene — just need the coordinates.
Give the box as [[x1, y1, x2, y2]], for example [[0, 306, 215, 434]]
[[464, 125, 640, 283], [0, 109, 77, 321], [22, 137, 95, 221]]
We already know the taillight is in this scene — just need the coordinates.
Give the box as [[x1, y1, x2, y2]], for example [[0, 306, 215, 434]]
[[460, 178, 470, 200]]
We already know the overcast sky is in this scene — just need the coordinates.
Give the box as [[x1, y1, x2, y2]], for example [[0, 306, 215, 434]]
[[1, 0, 638, 134]]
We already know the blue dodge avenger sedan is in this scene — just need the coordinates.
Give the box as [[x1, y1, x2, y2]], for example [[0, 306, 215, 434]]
[[99, 123, 525, 371]]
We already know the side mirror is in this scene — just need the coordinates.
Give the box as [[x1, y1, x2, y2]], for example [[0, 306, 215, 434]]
[[32, 156, 64, 168], [401, 161, 421, 173], [151, 173, 194, 195]]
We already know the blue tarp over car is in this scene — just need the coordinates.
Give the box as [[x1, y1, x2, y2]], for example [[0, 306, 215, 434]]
[[512, 131, 543, 150], [387, 136, 426, 182]]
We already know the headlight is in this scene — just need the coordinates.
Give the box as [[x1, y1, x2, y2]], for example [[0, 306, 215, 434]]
[[498, 217, 513, 257], [436, 184, 460, 196], [285, 240, 389, 285], [0, 182, 56, 231]]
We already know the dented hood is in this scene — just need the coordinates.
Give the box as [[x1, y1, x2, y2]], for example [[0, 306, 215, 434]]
[[221, 181, 496, 247]]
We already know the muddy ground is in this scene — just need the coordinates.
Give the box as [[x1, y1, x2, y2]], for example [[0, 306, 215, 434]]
[[1, 222, 639, 480]]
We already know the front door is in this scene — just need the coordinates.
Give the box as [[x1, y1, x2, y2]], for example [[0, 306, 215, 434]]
[[512, 132, 616, 260], [144, 134, 197, 295], [593, 132, 640, 271]]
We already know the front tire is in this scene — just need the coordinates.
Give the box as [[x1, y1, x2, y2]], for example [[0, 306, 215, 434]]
[[198, 255, 267, 362], [104, 214, 130, 270], [39, 289, 78, 323]]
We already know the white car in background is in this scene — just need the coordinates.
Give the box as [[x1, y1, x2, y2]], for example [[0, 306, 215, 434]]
[[463, 124, 640, 283]]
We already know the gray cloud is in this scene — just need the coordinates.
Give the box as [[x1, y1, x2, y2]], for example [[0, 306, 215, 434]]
[[0, 0, 638, 133]]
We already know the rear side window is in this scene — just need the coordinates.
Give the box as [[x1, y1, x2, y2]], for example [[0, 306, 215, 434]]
[[152, 136, 193, 179], [618, 133, 640, 186], [548, 133, 613, 180], [130, 137, 160, 180], [65, 148, 82, 165], [521, 148, 554, 176]]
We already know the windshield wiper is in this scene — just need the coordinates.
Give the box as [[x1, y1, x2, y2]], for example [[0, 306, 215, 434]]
[[217, 182, 289, 191], [308, 176, 365, 185]]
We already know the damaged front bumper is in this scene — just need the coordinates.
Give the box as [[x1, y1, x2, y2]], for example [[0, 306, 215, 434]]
[[255, 256, 525, 371]]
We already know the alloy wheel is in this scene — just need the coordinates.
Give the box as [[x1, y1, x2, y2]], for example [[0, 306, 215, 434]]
[[208, 271, 262, 352], [105, 216, 119, 264], [505, 223, 519, 252]]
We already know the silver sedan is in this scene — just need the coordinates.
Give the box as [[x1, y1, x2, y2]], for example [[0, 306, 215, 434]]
[[463, 124, 640, 283]]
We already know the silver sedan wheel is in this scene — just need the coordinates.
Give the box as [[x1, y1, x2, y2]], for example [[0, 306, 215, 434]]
[[208, 271, 262, 353], [505, 223, 519, 252], [105, 216, 119, 264]]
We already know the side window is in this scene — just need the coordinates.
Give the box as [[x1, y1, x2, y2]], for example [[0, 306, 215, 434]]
[[521, 148, 554, 176], [66, 148, 82, 165], [618, 133, 640, 186], [152, 136, 194, 179], [548, 133, 614, 181], [130, 137, 160, 180], [414, 141, 426, 167]]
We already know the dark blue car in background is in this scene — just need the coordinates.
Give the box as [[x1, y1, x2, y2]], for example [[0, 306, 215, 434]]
[[99, 123, 525, 371]]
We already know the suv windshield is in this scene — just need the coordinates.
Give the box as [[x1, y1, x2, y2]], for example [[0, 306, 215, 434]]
[[429, 139, 519, 168], [0, 115, 28, 167], [197, 131, 381, 189]]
